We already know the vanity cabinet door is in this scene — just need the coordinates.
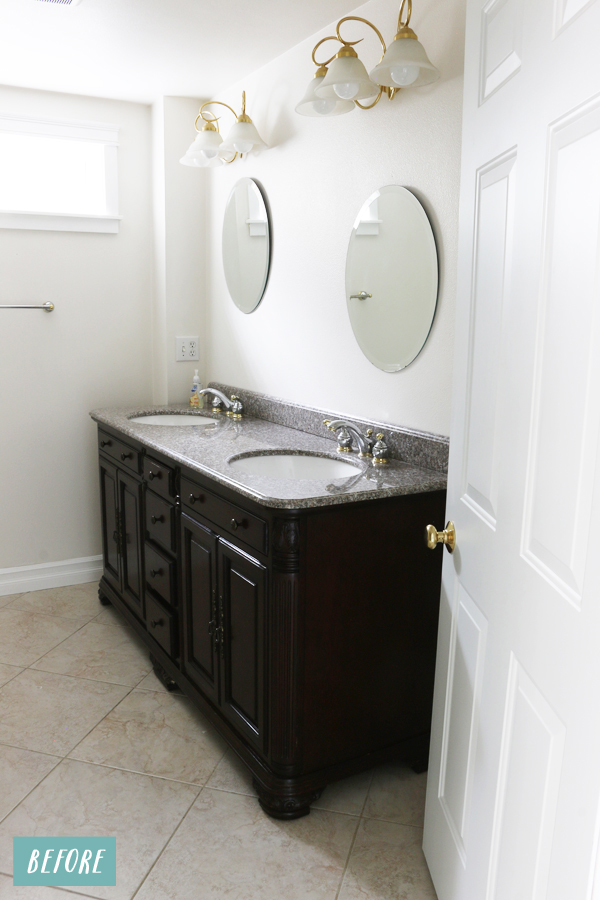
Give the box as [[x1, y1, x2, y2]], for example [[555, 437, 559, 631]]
[[218, 540, 267, 753], [180, 513, 220, 706], [117, 470, 145, 622], [99, 457, 121, 594]]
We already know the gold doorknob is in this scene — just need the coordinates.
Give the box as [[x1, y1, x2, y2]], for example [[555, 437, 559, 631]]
[[425, 521, 456, 554]]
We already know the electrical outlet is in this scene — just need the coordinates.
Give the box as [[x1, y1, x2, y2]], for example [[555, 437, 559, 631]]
[[175, 336, 199, 361]]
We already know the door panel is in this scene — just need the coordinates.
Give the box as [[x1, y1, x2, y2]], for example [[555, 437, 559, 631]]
[[462, 150, 516, 528], [487, 656, 565, 900], [180, 513, 219, 705], [438, 584, 488, 861], [424, 1, 600, 898], [219, 540, 266, 751], [99, 457, 120, 593], [118, 470, 144, 620], [522, 96, 600, 607]]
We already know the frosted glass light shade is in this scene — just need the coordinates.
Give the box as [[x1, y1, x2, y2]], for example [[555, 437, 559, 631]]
[[295, 75, 355, 117], [180, 131, 225, 167], [220, 120, 266, 156], [179, 154, 223, 168], [370, 36, 440, 88], [191, 129, 223, 159], [315, 55, 380, 102]]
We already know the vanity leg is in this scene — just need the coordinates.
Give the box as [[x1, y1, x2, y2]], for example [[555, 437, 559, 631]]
[[149, 653, 179, 692], [98, 588, 111, 607], [253, 780, 323, 820]]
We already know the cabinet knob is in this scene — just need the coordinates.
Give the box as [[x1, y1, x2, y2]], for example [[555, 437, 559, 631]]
[[150, 568, 163, 578], [230, 518, 239, 531], [100, 439, 112, 448], [150, 514, 164, 525], [121, 452, 132, 461], [148, 470, 159, 481], [150, 619, 164, 629], [189, 493, 204, 505]]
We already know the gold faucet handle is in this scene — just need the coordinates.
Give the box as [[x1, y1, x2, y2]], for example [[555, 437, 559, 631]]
[[425, 521, 456, 554]]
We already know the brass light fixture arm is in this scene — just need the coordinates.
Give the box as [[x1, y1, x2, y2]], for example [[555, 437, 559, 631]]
[[335, 17, 397, 107], [194, 94, 247, 164], [195, 100, 238, 132], [311, 34, 362, 68], [336, 15, 387, 58], [398, 0, 413, 30]]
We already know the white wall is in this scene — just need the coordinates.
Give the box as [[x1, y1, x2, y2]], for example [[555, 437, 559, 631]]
[[0, 86, 153, 571], [204, 0, 466, 436], [152, 97, 207, 404]]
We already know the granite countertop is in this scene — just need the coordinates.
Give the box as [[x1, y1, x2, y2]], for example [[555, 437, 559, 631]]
[[90, 405, 447, 509]]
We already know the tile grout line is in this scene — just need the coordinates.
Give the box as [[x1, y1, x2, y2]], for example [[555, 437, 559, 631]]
[[359, 769, 376, 819], [2, 611, 102, 671], [17, 667, 151, 690], [0, 753, 63, 828], [0, 668, 26, 691], [334, 811, 362, 900], [129, 785, 206, 899], [0, 677, 141, 827], [333, 769, 376, 900]]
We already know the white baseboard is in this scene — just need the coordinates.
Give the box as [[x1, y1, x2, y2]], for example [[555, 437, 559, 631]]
[[0, 555, 103, 597]]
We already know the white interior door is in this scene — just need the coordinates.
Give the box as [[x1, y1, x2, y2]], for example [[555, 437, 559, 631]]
[[423, 1, 600, 898]]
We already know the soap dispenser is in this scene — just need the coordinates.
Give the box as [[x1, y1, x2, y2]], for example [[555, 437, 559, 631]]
[[190, 369, 203, 408]]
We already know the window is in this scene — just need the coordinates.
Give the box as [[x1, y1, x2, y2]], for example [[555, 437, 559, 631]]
[[0, 113, 120, 233]]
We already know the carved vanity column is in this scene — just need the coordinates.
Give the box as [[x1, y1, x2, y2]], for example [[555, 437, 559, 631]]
[[253, 514, 321, 819], [270, 515, 302, 773]]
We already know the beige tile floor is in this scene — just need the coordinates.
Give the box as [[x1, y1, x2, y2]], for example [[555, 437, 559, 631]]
[[0, 583, 438, 900]]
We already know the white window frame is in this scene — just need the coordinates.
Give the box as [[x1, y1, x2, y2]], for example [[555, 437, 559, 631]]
[[0, 113, 121, 233]]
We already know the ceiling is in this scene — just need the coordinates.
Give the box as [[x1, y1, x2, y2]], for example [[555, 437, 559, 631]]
[[0, 0, 360, 105]]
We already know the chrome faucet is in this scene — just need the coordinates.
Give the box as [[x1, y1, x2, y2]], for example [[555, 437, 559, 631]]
[[198, 389, 244, 419], [323, 420, 374, 457]]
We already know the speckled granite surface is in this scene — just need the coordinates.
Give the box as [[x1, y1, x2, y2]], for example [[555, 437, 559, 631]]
[[209, 382, 449, 473], [90, 401, 447, 510]]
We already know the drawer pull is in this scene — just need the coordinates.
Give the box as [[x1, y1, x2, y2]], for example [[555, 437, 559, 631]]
[[150, 618, 164, 629], [150, 568, 163, 578], [100, 439, 112, 448], [230, 518, 239, 531], [121, 452, 133, 461], [148, 469, 161, 481], [189, 492, 204, 505], [150, 514, 164, 525]]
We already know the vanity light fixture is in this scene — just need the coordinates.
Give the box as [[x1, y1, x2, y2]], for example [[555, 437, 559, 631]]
[[180, 92, 266, 168], [295, 0, 439, 118]]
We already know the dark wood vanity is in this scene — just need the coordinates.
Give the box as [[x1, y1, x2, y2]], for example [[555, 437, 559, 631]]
[[96, 421, 446, 819]]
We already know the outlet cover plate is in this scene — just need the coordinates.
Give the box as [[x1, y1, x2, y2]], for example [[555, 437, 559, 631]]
[[176, 336, 199, 361]]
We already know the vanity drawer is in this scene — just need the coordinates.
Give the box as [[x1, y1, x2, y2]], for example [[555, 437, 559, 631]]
[[143, 456, 175, 500], [181, 477, 267, 554], [145, 491, 177, 555], [98, 431, 141, 475], [144, 542, 176, 607], [146, 594, 177, 658]]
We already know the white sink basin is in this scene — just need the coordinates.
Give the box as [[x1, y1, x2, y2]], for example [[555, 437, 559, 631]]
[[229, 453, 361, 480], [129, 414, 215, 426]]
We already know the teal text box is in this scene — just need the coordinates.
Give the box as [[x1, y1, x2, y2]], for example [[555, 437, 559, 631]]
[[13, 837, 116, 886]]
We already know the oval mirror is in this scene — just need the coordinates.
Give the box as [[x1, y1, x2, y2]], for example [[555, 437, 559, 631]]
[[222, 177, 271, 314], [345, 185, 438, 372]]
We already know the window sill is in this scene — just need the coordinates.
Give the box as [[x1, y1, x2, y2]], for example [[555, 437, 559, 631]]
[[0, 211, 122, 234]]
